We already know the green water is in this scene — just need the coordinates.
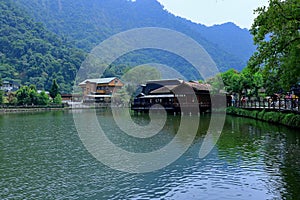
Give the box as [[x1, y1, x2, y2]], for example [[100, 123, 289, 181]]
[[0, 110, 299, 199]]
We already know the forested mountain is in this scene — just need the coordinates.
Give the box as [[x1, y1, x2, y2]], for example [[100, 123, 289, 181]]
[[0, 0, 85, 92], [186, 22, 256, 63], [13, 0, 255, 71], [1, 0, 256, 92]]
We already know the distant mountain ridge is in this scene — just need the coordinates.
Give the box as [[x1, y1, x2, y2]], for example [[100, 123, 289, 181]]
[[186, 22, 256, 63], [13, 0, 256, 71], [1, 0, 256, 92]]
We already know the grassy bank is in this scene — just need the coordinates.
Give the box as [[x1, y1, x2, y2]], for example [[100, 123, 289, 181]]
[[227, 107, 300, 129]]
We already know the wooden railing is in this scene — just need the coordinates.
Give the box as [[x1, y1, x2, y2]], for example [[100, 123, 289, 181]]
[[232, 98, 300, 112]]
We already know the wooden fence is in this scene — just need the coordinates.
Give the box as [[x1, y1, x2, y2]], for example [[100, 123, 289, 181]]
[[233, 98, 300, 113]]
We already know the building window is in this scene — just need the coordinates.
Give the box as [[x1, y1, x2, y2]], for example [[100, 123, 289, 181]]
[[97, 86, 107, 90]]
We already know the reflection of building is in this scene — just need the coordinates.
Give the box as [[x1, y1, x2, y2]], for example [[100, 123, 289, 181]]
[[131, 79, 212, 113], [0, 81, 20, 92], [79, 77, 124, 103]]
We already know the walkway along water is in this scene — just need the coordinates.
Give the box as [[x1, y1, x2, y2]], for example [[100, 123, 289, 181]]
[[232, 97, 300, 114]]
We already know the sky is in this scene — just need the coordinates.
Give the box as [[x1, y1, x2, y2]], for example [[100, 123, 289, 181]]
[[156, 0, 269, 29]]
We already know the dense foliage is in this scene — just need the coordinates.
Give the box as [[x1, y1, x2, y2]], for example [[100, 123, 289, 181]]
[[0, 90, 3, 104], [0, 81, 63, 106], [49, 79, 59, 99], [208, 68, 263, 97], [0, 0, 85, 93], [13, 0, 255, 73], [227, 107, 300, 128], [53, 94, 62, 104], [248, 0, 300, 92], [0, 78, 3, 104], [15, 85, 49, 105], [211, 0, 300, 96], [6, 0, 297, 95]]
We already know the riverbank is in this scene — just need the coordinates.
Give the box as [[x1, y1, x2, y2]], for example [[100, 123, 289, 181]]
[[0, 103, 124, 114], [0, 105, 70, 114], [227, 107, 300, 129]]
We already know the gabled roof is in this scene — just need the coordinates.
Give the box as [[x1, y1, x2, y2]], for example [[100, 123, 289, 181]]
[[150, 85, 177, 94], [79, 77, 117, 86], [149, 81, 211, 94], [146, 79, 183, 86], [186, 81, 211, 91]]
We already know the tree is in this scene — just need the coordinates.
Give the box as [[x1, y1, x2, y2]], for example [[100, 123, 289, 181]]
[[122, 66, 161, 86], [0, 78, 3, 104], [220, 69, 242, 94], [49, 79, 59, 99], [7, 92, 17, 105], [16, 86, 30, 105], [208, 68, 265, 99], [28, 85, 39, 105], [53, 94, 62, 104], [38, 91, 49, 105], [207, 73, 224, 94], [16, 85, 50, 105], [0, 90, 3, 105], [112, 86, 131, 106], [248, 0, 300, 92]]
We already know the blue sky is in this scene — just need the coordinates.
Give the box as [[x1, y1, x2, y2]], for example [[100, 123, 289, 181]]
[[156, 0, 269, 29]]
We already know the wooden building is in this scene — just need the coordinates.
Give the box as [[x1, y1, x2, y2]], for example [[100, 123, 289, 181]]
[[61, 94, 82, 103], [131, 79, 212, 113], [79, 77, 124, 103]]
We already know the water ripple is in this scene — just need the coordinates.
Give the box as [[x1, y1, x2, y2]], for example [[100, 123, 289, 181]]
[[0, 112, 299, 199]]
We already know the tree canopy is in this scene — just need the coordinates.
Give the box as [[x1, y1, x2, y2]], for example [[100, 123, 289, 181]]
[[248, 0, 300, 91], [0, 0, 85, 93], [15, 85, 50, 105], [49, 79, 59, 99], [208, 68, 263, 97]]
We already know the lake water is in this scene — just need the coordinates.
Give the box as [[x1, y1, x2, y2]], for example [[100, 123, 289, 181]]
[[0, 109, 299, 199]]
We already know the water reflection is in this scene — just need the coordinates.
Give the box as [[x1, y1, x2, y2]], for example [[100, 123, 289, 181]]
[[219, 116, 300, 199], [0, 110, 299, 199]]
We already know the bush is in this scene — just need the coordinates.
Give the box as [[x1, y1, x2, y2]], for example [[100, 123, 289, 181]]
[[0, 90, 3, 104], [53, 94, 62, 104], [226, 107, 300, 128], [291, 115, 300, 127], [250, 110, 259, 118], [257, 109, 266, 120], [281, 114, 294, 126]]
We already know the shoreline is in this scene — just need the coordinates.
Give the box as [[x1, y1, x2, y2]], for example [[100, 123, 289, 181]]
[[226, 107, 300, 129], [0, 103, 127, 114], [0, 106, 71, 114], [2, 106, 300, 130]]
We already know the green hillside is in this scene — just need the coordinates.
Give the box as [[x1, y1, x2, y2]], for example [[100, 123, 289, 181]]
[[0, 0, 85, 92], [1, 0, 257, 92], [13, 0, 255, 71]]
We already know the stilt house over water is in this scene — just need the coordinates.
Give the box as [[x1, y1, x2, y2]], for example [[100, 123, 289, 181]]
[[131, 79, 212, 113]]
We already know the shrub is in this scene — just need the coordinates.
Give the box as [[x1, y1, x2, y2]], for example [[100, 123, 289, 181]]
[[53, 94, 62, 104], [281, 113, 294, 126], [257, 110, 266, 120], [226, 107, 300, 128], [0, 90, 3, 104]]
